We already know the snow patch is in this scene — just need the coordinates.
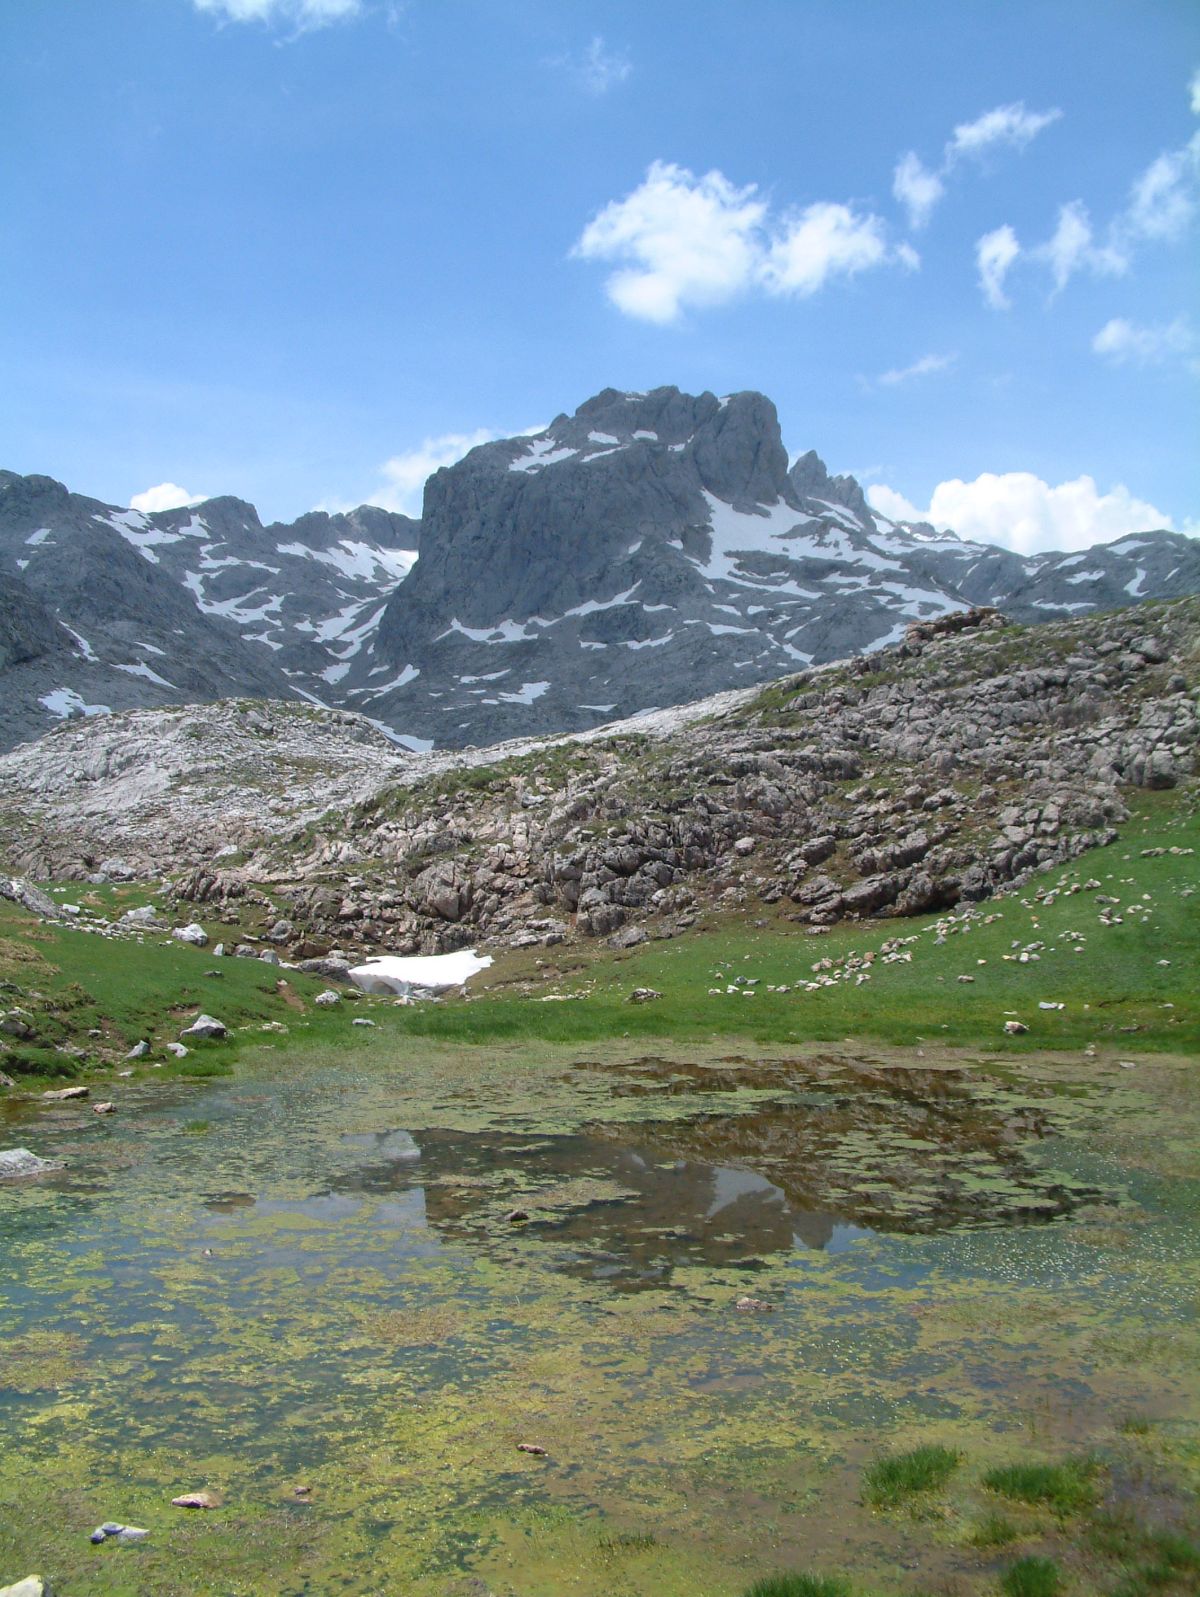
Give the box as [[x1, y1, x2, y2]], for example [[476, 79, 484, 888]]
[[39, 688, 111, 719], [350, 949, 492, 994]]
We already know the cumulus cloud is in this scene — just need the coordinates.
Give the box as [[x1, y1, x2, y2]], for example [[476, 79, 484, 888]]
[[867, 471, 1176, 555], [572, 162, 767, 322], [129, 482, 205, 513], [1092, 316, 1197, 367], [761, 203, 890, 296], [573, 162, 909, 322], [976, 224, 1020, 309], [371, 429, 499, 515], [874, 351, 957, 388], [892, 151, 944, 230], [192, 0, 361, 27], [945, 102, 1062, 164]]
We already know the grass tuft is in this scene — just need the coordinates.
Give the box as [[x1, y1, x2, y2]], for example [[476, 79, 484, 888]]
[[968, 1512, 1020, 1548], [1001, 1557, 1062, 1597], [744, 1577, 852, 1597], [983, 1457, 1098, 1516], [863, 1443, 961, 1507]]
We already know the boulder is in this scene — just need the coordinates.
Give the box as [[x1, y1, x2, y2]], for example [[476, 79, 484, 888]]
[[180, 1014, 227, 1041], [172, 923, 209, 947]]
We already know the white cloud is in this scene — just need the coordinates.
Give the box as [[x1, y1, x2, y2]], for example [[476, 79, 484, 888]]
[[129, 482, 205, 513], [192, 0, 361, 26], [371, 429, 498, 515], [892, 151, 944, 230], [1092, 316, 1197, 367], [976, 224, 1020, 309], [1191, 66, 1200, 115], [572, 161, 767, 322], [572, 36, 632, 95], [1035, 199, 1128, 291], [1124, 131, 1200, 241], [573, 163, 907, 322], [875, 351, 957, 387], [868, 471, 1176, 554], [945, 102, 1062, 164], [891, 102, 1059, 233], [761, 203, 889, 297]]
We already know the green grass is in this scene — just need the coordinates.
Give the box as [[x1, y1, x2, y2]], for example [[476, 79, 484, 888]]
[[743, 1577, 852, 1597], [983, 1458, 1099, 1516], [968, 1512, 1021, 1548], [1000, 1557, 1062, 1597], [0, 896, 364, 1079], [1089, 1513, 1200, 1597], [380, 786, 1199, 1054], [862, 1444, 962, 1507]]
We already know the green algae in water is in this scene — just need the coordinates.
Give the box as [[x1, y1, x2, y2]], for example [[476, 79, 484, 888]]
[[0, 1042, 1197, 1595]]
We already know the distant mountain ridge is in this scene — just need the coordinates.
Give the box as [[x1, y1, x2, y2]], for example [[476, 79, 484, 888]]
[[2, 385, 1198, 752]]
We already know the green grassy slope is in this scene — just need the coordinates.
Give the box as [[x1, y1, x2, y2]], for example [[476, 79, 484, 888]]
[[388, 786, 1199, 1055]]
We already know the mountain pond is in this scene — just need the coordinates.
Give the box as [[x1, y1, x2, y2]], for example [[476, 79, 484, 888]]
[[1, 1039, 1197, 1594]]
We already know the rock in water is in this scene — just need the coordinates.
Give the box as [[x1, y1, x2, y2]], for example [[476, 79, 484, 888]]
[[41, 1085, 88, 1101], [0, 1149, 63, 1180]]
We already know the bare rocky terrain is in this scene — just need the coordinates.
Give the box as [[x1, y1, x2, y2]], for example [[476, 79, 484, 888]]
[[1, 598, 1195, 966]]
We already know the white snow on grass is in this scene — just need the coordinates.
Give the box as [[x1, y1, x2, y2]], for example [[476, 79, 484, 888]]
[[350, 949, 493, 994], [39, 688, 111, 719], [114, 661, 177, 689]]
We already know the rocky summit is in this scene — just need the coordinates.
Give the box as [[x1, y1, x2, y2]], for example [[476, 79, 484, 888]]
[[2, 597, 1195, 962], [3, 386, 1198, 755]]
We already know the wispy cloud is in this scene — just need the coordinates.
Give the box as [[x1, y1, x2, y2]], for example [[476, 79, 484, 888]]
[[873, 352, 957, 388], [868, 471, 1175, 554], [572, 161, 912, 323], [192, 0, 362, 29], [892, 151, 944, 231], [1092, 316, 1197, 368], [1191, 66, 1200, 115], [976, 225, 1020, 309], [567, 36, 633, 96], [892, 101, 1060, 229], [945, 103, 1062, 164], [129, 482, 206, 513]]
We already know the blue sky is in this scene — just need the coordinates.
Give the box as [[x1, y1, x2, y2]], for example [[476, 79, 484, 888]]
[[2, 0, 1197, 552]]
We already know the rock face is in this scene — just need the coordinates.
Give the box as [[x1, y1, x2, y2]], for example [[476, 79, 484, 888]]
[[363, 387, 1200, 746], [0, 470, 416, 752], [4, 386, 1198, 753]]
